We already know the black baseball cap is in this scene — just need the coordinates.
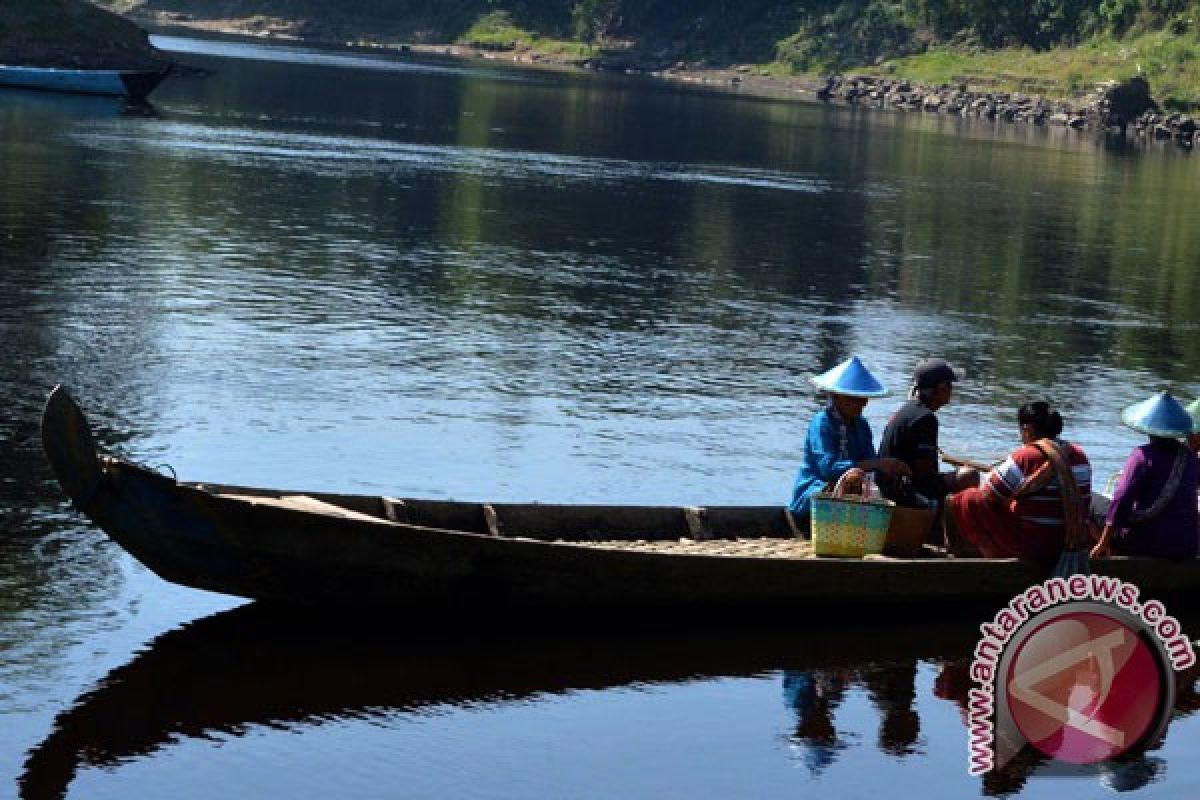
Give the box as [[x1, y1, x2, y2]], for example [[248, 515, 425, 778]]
[[913, 358, 961, 389]]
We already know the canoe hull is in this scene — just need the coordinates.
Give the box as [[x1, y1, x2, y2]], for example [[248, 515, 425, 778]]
[[0, 65, 168, 101], [88, 467, 1055, 617], [40, 386, 1200, 620]]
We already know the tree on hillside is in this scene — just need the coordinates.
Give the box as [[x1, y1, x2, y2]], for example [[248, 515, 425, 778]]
[[572, 0, 620, 44]]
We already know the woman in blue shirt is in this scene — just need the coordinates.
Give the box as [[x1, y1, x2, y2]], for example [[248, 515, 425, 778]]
[[790, 356, 910, 517]]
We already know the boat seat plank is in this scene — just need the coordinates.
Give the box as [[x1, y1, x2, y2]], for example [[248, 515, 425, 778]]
[[382, 497, 409, 523], [683, 506, 712, 540], [482, 504, 503, 537]]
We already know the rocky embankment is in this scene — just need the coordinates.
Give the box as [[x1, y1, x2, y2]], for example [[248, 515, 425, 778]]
[[530, 51, 1200, 147], [1, 0, 169, 70], [815, 74, 1199, 146]]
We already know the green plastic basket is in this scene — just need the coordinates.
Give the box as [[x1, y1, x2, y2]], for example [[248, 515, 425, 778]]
[[811, 492, 894, 558]]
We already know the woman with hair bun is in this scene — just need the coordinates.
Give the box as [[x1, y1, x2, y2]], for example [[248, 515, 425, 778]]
[[947, 401, 1092, 572]]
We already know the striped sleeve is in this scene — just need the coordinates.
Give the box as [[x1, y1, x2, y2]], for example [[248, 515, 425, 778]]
[[983, 456, 1025, 500]]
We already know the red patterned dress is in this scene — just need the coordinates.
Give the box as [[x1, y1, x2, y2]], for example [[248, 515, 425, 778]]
[[950, 439, 1092, 569]]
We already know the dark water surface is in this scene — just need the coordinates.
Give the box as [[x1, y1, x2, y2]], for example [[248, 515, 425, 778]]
[[3, 34, 1200, 798]]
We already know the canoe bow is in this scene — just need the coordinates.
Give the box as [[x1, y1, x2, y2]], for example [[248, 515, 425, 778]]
[[41, 385, 106, 512]]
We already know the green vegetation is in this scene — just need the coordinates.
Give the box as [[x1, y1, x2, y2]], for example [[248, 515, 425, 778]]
[[92, 1, 1200, 105], [459, 10, 593, 57], [460, 10, 537, 49], [885, 27, 1200, 107]]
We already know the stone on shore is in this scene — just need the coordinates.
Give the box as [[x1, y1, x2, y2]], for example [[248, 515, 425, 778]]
[[816, 72, 1197, 147], [1101, 75, 1158, 128]]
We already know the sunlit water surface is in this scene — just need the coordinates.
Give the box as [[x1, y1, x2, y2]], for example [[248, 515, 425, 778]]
[[3, 34, 1200, 799]]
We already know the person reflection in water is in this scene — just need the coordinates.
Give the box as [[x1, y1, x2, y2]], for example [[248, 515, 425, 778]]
[[782, 663, 922, 772], [782, 669, 848, 774], [932, 660, 1045, 795], [860, 663, 921, 756], [932, 658, 1181, 796]]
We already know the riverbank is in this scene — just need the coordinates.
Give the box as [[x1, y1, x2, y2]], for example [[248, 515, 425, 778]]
[[411, 39, 1200, 146], [114, 5, 1200, 147]]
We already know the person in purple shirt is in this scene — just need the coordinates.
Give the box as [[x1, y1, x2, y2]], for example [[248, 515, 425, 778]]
[[1092, 391, 1199, 560]]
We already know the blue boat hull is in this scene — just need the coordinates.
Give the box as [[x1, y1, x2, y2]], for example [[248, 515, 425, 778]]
[[0, 65, 168, 100]]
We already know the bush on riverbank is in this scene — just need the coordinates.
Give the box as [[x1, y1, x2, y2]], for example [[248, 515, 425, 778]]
[[2, 0, 166, 69], [460, 11, 592, 58]]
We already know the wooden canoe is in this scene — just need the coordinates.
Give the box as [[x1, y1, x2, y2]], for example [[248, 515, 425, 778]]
[[40, 385, 1200, 620], [0, 65, 169, 101]]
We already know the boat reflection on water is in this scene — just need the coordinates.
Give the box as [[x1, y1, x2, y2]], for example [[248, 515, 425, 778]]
[[17, 604, 1200, 799], [0, 87, 157, 119]]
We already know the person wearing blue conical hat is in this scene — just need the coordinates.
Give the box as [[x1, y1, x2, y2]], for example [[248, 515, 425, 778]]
[[1091, 391, 1199, 560], [788, 356, 911, 521]]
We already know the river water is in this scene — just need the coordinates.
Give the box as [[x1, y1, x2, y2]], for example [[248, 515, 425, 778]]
[[3, 34, 1200, 799]]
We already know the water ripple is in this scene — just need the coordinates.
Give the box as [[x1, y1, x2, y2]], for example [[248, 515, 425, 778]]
[[71, 122, 833, 194]]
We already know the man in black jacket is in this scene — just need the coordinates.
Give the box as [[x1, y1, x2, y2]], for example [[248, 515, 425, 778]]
[[878, 358, 977, 507]]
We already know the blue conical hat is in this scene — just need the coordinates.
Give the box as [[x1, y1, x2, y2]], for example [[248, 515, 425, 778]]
[[809, 356, 889, 398], [1186, 397, 1200, 433], [1120, 391, 1194, 437]]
